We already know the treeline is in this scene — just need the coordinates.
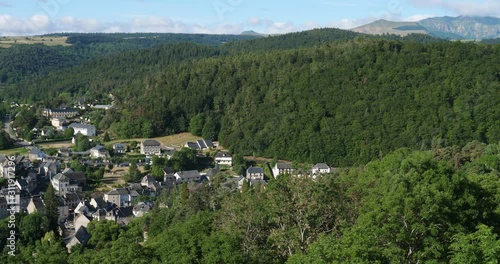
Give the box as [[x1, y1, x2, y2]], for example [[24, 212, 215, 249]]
[[223, 28, 441, 53], [3, 142, 500, 263], [3, 36, 499, 166], [2, 43, 221, 103], [0, 32, 257, 96], [59, 32, 258, 46], [107, 39, 499, 166]]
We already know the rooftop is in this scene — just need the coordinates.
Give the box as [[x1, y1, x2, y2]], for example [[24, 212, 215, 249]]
[[142, 139, 161, 147]]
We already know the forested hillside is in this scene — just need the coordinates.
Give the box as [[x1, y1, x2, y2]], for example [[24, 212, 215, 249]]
[[1, 30, 498, 166], [3, 143, 500, 263], [111, 39, 499, 166], [0, 33, 256, 89]]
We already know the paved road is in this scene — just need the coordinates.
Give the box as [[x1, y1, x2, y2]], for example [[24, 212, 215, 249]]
[[3, 114, 31, 147]]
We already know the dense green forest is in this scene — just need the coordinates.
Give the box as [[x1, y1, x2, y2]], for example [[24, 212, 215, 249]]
[[0, 33, 256, 88], [1, 27, 500, 263], [3, 142, 500, 263], [1, 29, 499, 166]]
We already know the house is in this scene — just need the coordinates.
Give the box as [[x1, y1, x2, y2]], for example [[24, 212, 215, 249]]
[[64, 172, 87, 188], [140, 139, 161, 156], [69, 123, 96, 137], [107, 206, 134, 226], [104, 188, 133, 207], [206, 168, 219, 180], [140, 175, 162, 193], [52, 173, 70, 196], [74, 202, 90, 215], [59, 147, 71, 158], [41, 127, 55, 137], [74, 213, 93, 231], [57, 196, 69, 222], [133, 203, 151, 217], [164, 149, 176, 160], [237, 176, 247, 191], [174, 170, 201, 183], [15, 179, 29, 193], [66, 226, 91, 253], [246, 167, 264, 180], [28, 147, 46, 161], [27, 197, 46, 215], [196, 139, 213, 150], [40, 160, 60, 179], [90, 145, 109, 159], [43, 108, 79, 118], [184, 142, 200, 150], [51, 118, 67, 130], [0, 188, 21, 213], [91, 104, 113, 110], [184, 139, 214, 150], [113, 143, 126, 155], [64, 192, 83, 210], [163, 167, 176, 185], [0, 158, 15, 178], [272, 163, 295, 178], [311, 163, 332, 175], [214, 152, 232, 166]]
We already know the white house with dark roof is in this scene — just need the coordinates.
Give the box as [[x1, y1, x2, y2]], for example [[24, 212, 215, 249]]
[[272, 163, 295, 178], [312, 163, 332, 175], [174, 170, 201, 183], [133, 203, 151, 217], [104, 188, 133, 207], [215, 152, 232, 166], [52, 173, 70, 196], [43, 108, 78, 118], [69, 123, 96, 136], [51, 117, 67, 130], [246, 167, 264, 180], [140, 139, 161, 156], [90, 145, 110, 159], [113, 143, 126, 155]]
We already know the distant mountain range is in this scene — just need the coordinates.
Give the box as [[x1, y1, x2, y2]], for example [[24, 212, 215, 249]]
[[352, 16, 500, 40]]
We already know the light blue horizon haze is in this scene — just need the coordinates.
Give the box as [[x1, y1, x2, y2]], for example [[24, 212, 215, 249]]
[[0, 0, 499, 35]]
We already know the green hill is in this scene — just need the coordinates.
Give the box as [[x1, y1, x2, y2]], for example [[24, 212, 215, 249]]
[[0, 29, 497, 166]]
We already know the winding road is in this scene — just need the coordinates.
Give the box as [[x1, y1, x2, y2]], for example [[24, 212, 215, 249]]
[[3, 114, 31, 147]]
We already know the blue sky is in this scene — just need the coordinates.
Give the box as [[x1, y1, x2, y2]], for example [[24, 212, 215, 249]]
[[0, 0, 499, 35]]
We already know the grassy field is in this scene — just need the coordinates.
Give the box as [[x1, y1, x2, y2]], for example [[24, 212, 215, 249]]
[[0, 36, 70, 48], [0, 147, 29, 156], [37, 140, 74, 149], [101, 167, 127, 189], [109, 132, 203, 149]]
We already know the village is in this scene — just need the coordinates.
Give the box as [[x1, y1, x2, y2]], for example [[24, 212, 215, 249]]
[[0, 103, 335, 252]]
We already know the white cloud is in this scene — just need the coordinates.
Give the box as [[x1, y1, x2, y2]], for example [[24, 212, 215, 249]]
[[58, 16, 101, 32], [0, 14, 53, 36], [405, 14, 435, 21], [330, 18, 366, 29], [248, 17, 261, 26]]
